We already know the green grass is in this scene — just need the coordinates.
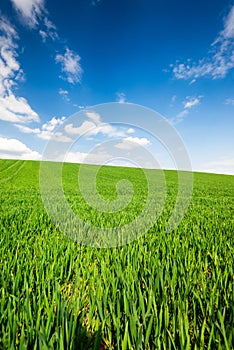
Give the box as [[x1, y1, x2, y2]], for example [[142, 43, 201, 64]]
[[0, 159, 234, 349]]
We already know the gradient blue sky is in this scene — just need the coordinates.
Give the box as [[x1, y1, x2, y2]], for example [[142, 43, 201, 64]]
[[0, 0, 234, 174]]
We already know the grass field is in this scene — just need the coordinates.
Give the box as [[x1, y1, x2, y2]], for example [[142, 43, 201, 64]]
[[0, 159, 234, 349]]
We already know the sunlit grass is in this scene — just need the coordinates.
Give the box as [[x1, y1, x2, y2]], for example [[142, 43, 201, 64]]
[[0, 159, 233, 349]]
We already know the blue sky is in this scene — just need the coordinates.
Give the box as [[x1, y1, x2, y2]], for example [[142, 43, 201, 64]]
[[0, 0, 234, 174]]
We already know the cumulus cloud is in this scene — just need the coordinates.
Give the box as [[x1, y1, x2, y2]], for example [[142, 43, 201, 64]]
[[65, 111, 126, 137], [65, 121, 95, 136], [171, 5, 234, 81], [0, 16, 39, 123], [127, 128, 135, 134], [86, 111, 101, 123], [0, 93, 39, 123], [38, 131, 72, 142], [14, 116, 72, 142], [115, 137, 151, 150], [55, 48, 83, 84], [42, 116, 65, 131], [65, 150, 111, 165], [0, 136, 41, 160]]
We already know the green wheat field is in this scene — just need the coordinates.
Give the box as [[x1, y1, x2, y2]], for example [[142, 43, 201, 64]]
[[0, 159, 234, 349]]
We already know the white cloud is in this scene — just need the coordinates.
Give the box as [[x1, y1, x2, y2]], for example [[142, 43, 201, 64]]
[[38, 131, 72, 142], [85, 111, 127, 137], [14, 116, 72, 142], [65, 151, 88, 163], [0, 16, 39, 123], [225, 98, 234, 105], [171, 96, 201, 124], [11, 0, 45, 28], [127, 128, 135, 134], [42, 116, 66, 132], [58, 88, 70, 102], [55, 48, 83, 84], [200, 157, 234, 175], [184, 97, 200, 109], [0, 93, 39, 122], [64, 150, 155, 169], [0, 136, 41, 160], [13, 124, 40, 134], [86, 111, 101, 123], [115, 137, 151, 150], [39, 19, 58, 42], [65, 121, 96, 136], [125, 136, 151, 146], [10, 0, 59, 42], [39, 30, 47, 41], [65, 150, 111, 165], [10, 1, 81, 86], [174, 109, 188, 122], [171, 5, 234, 81], [116, 92, 126, 104], [65, 111, 126, 138], [221, 5, 234, 39], [169, 95, 177, 107], [59, 88, 68, 95], [43, 17, 58, 41]]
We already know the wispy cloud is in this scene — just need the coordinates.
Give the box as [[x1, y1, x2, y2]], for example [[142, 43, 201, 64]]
[[171, 96, 202, 124], [14, 116, 72, 142], [55, 48, 83, 84], [11, 0, 45, 28], [10, 0, 59, 42], [116, 92, 126, 103], [90, 0, 102, 6], [201, 157, 234, 175], [10, 0, 82, 87], [183, 97, 200, 109], [0, 136, 41, 160], [173, 110, 188, 123], [220, 5, 234, 38], [42, 17, 59, 41], [169, 95, 177, 108], [225, 98, 234, 105], [170, 5, 234, 81], [0, 16, 39, 123], [58, 88, 70, 102]]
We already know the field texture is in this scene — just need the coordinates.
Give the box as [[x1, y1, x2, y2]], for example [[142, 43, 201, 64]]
[[0, 159, 234, 349]]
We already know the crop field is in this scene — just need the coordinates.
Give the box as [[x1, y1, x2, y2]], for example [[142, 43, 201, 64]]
[[0, 159, 234, 349]]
